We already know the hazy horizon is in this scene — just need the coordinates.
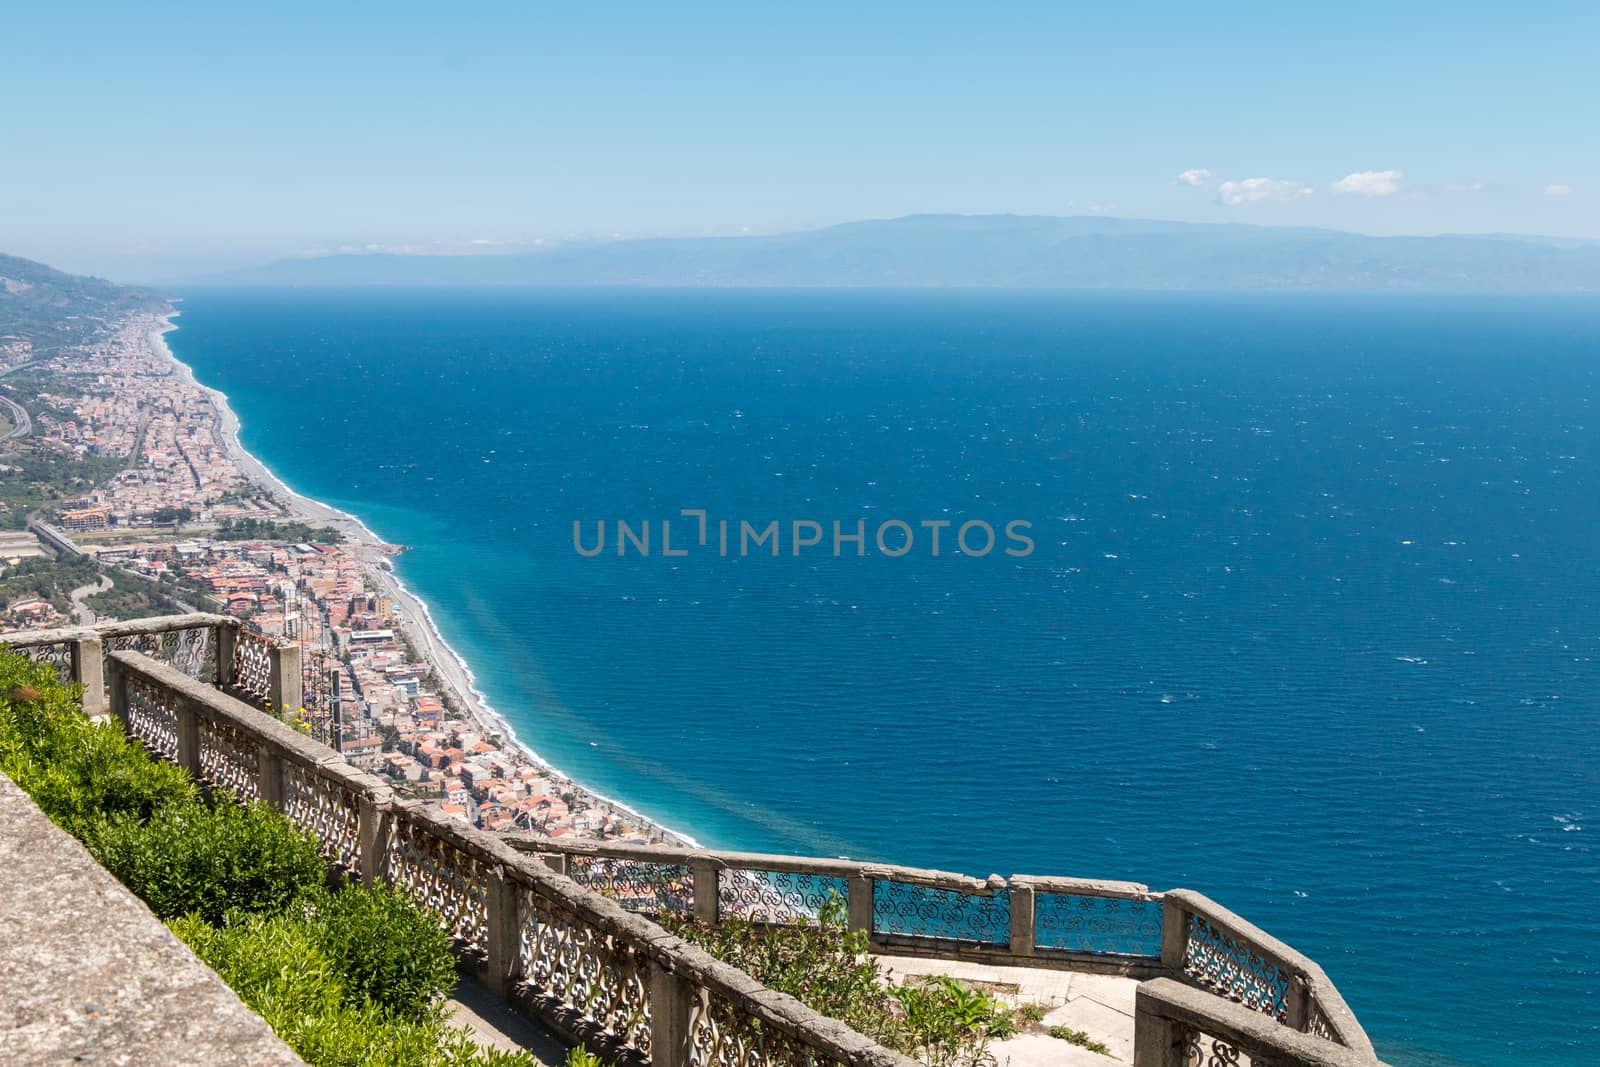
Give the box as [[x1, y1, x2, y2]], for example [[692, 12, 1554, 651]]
[[6, 4, 1597, 281]]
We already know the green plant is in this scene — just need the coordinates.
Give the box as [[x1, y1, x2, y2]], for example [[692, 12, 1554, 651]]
[[1048, 1025, 1110, 1055], [86, 797, 328, 923], [891, 976, 1011, 1066], [565, 1048, 611, 1067], [0, 657, 197, 834], [1013, 1001, 1046, 1026], [0, 648, 525, 1067], [301, 883, 460, 1016], [172, 912, 532, 1067]]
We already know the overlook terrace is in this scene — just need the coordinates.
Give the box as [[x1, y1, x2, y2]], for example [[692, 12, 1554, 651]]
[[3, 613, 1390, 1067]]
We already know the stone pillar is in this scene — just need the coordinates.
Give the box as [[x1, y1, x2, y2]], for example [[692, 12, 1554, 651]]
[[72, 634, 107, 719], [847, 874, 874, 937], [257, 747, 284, 811], [268, 642, 301, 719], [1008, 883, 1035, 958], [215, 623, 238, 689], [175, 698, 201, 777], [648, 962, 693, 1067], [1160, 898, 1188, 975], [691, 860, 719, 925], [483, 867, 522, 995], [357, 794, 390, 888], [1287, 975, 1311, 1030], [107, 658, 129, 731], [1131, 1000, 1183, 1067]]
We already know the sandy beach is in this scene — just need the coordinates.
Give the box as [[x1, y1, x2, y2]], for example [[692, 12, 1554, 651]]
[[152, 311, 689, 846]]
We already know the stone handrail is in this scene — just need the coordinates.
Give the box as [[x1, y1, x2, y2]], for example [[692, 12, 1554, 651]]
[[2, 613, 296, 720], [507, 837, 1377, 1057], [103, 649, 919, 1067], [2, 616, 1380, 1066], [1134, 979, 1390, 1067]]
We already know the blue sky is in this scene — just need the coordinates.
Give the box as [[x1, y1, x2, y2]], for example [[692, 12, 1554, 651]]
[[4, 2, 1596, 280]]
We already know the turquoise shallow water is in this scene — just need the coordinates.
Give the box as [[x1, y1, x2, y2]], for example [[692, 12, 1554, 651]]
[[169, 287, 1600, 1066]]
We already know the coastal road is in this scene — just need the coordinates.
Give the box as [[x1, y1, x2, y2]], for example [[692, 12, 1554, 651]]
[[0, 359, 39, 441], [69, 575, 113, 625]]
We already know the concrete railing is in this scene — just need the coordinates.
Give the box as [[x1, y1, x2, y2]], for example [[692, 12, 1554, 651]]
[[2, 612, 297, 718], [506, 838, 1378, 1059], [0, 616, 1382, 1066], [102, 649, 918, 1067], [1134, 979, 1386, 1067]]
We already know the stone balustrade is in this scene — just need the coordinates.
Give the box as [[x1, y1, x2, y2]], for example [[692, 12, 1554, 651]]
[[1, 612, 294, 717], [1, 615, 1387, 1067], [505, 841, 1378, 1061], [1134, 979, 1384, 1067], [103, 648, 918, 1067]]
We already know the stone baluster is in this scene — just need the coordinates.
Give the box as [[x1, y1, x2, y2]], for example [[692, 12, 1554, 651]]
[[1008, 882, 1036, 958], [72, 632, 107, 718], [268, 641, 301, 718], [483, 867, 522, 996], [215, 622, 238, 689], [847, 873, 874, 937], [691, 859, 719, 925], [175, 696, 201, 777], [648, 961, 693, 1067]]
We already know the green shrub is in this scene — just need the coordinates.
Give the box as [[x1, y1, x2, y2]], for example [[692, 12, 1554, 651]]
[[891, 977, 1013, 1065], [0, 656, 196, 834], [565, 1049, 611, 1067], [302, 884, 460, 1017], [87, 797, 327, 923], [172, 912, 532, 1067]]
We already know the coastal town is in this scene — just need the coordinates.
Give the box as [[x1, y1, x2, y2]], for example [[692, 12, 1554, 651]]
[[0, 302, 666, 846]]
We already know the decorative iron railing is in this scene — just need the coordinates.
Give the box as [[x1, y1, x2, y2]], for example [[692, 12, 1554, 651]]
[[100, 649, 918, 1067], [3, 618, 1384, 1067], [2, 613, 298, 721], [507, 845, 1376, 1058]]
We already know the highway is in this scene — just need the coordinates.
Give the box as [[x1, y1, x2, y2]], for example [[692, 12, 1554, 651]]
[[0, 358, 39, 441]]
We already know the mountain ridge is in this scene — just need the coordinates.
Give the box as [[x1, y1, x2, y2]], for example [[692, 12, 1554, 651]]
[[203, 214, 1600, 290]]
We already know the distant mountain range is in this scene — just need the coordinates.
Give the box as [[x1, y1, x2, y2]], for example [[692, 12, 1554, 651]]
[[206, 215, 1600, 291]]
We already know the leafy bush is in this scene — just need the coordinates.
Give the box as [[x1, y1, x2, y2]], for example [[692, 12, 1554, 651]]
[[891, 977, 1014, 1066], [0, 657, 196, 834], [172, 912, 532, 1067], [0, 649, 524, 1066], [301, 884, 460, 1016], [86, 797, 328, 923], [564, 1049, 611, 1067]]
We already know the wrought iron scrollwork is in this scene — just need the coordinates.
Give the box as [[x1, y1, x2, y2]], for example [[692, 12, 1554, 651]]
[[1183, 914, 1291, 1022], [1035, 892, 1163, 957], [871, 879, 1010, 946], [570, 856, 693, 919]]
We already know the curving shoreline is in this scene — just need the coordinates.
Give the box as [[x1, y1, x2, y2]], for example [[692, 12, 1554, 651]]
[[155, 309, 699, 848]]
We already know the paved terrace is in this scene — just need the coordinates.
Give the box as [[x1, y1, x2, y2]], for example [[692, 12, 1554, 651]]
[[2, 616, 1391, 1067]]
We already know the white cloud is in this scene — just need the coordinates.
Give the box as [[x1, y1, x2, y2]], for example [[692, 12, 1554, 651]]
[[1545, 183, 1572, 197], [1332, 170, 1405, 197], [1217, 177, 1313, 206], [1175, 168, 1213, 186]]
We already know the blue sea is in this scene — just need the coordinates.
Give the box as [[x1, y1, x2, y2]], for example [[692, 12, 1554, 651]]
[[168, 288, 1600, 1066]]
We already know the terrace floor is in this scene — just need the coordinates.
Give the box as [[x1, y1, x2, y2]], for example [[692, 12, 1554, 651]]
[[877, 955, 1139, 1066], [448, 976, 569, 1066]]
